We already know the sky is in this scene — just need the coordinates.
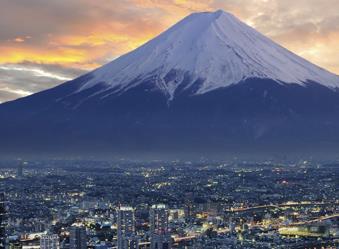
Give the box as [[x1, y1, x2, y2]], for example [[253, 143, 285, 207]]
[[0, 0, 338, 103]]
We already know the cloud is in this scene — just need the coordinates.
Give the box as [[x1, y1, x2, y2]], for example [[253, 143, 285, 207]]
[[0, 62, 86, 103], [0, 0, 338, 102], [0, 87, 32, 104]]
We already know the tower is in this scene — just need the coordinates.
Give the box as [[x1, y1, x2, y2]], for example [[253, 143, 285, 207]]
[[17, 162, 23, 179], [69, 226, 87, 249], [149, 204, 171, 249], [0, 193, 6, 249], [117, 206, 139, 249]]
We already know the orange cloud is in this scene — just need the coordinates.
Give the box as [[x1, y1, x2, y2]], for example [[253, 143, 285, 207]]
[[0, 46, 88, 65], [2, 0, 337, 73]]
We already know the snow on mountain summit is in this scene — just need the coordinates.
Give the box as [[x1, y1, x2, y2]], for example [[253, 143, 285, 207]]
[[78, 10, 339, 99]]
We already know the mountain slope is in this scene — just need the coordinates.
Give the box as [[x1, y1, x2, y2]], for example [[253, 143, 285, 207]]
[[1, 10, 339, 157], [77, 10, 339, 100]]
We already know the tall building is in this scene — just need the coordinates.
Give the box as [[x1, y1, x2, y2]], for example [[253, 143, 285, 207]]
[[117, 206, 139, 249], [17, 163, 23, 179], [70, 226, 87, 249], [121, 235, 139, 249], [0, 193, 6, 249], [40, 234, 60, 249], [228, 218, 236, 234], [16, 161, 28, 179], [150, 204, 172, 249]]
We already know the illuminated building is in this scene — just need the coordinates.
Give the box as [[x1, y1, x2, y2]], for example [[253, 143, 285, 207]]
[[70, 226, 87, 249], [0, 193, 5, 249], [150, 204, 172, 249], [40, 234, 59, 249], [279, 224, 330, 238], [117, 206, 139, 249]]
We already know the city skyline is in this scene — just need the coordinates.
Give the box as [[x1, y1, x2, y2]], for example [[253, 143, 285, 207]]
[[0, 159, 337, 248]]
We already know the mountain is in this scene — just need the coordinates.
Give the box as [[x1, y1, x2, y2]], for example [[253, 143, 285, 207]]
[[79, 10, 339, 97], [1, 10, 339, 157]]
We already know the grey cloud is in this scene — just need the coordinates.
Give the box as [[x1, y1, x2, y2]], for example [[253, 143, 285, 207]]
[[0, 89, 22, 103], [0, 62, 87, 102], [0, 0, 159, 42], [249, 0, 339, 36], [17, 62, 87, 79]]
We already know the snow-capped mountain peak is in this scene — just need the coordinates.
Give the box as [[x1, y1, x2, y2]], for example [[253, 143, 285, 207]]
[[78, 10, 339, 99], [2, 10, 339, 155]]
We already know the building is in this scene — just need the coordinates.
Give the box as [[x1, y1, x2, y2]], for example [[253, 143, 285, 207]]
[[121, 235, 139, 249], [70, 225, 87, 249], [17, 162, 23, 179], [117, 206, 139, 249], [279, 224, 330, 238], [228, 218, 236, 234], [150, 234, 171, 249], [0, 193, 6, 249], [150, 204, 169, 235], [40, 234, 60, 249], [150, 204, 172, 249]]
